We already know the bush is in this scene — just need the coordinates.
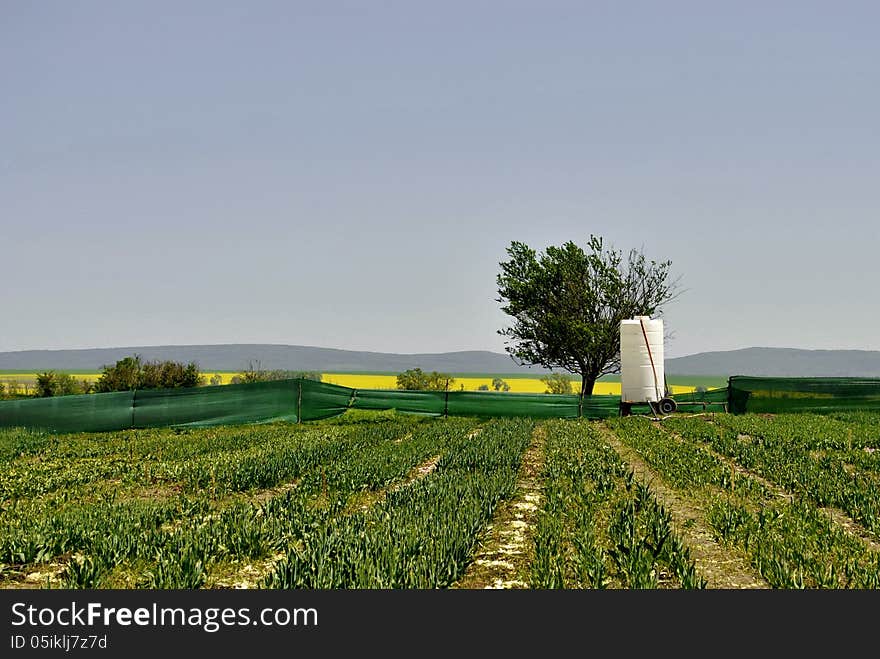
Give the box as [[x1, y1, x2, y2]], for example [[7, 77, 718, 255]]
[[35, 371, 84, 397], [35, 372, 56, 397], [229, 361, 323, 385], [396, 368, 454, 391], [492, 377, 511, 392], [139, 360, 203, 389], [541, 372, 573, 395], [94, 354, 204, 392]]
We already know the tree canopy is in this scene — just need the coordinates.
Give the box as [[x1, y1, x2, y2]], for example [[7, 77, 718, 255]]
[[230, 361, 322, 384], [496, 235, 677, 397], [540, 373, 573, 395], [34, 371, 90, 397], [491, 377, 510, 392], [94, 354, 204, 392], [396, 368, 454, 391]]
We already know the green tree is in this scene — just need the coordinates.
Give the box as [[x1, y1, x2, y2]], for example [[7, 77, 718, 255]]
[[35, 371, 82, 397], [94, 354, 204, 392], [55, 373, 82, 395], [541, 373, 573, 395], [95, 355, 143, 392], [35, 371, 57, 397], [230, 361, 323, 384], [209, 373, 223, 386], [491, 377, 510, 392], [497, 235, 677, 397], [396, 368, 454, 391], [139, 360, 202, 389]]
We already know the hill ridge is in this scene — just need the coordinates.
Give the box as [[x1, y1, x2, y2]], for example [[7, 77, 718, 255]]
[[2, 344, 880, 377]]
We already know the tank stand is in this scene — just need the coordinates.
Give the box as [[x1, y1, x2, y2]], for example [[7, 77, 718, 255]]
[[648, 398, 677, 417]]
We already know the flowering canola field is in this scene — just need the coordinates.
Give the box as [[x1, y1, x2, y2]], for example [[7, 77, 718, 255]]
[[1, 372, 698, 394], [321, 374, 697, 395]]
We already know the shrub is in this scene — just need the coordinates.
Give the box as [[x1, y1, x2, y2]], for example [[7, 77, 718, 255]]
[[492, 377, 511, 392], [229, 361, 322, 385], [541, 373, 573, 395], [35, 371, 83, 397], [94, 354, 204, 392], [396, 368, 454, 391]]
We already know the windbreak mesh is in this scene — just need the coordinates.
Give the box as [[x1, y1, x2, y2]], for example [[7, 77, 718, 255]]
[[0, 378, 739, 432], [728, 376, 880, 414], [350, 389, 446, 416], [133, 380, 299, 428], [0, 391, 135, 433]]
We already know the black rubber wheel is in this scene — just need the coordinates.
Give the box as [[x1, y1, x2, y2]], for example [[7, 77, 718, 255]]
[[658, 397, 677, 414]]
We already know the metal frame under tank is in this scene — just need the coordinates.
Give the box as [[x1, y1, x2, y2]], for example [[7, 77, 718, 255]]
[[619, 397, 677, 417]]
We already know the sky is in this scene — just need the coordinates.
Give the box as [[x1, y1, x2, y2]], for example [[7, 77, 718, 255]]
[[2, 1, 879, 359]]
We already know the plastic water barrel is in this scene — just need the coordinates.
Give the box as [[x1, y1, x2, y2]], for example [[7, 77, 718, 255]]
[[620, 316, 665, 403]]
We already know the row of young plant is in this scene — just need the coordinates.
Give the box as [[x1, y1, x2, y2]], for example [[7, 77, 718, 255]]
[[62, 415, 481, 588], [0, 418, 410, 569], [608, 416, 880, 588], [264, 418, 535, 588], [717, 411, 880, 452], [0, 415, 431, 501], [0, 422, 305, 463], [712, 411, 880, 476], [0, 416, 481, 587], [530, 419, 704, 589], [170, 418, 483, 587], [667, 413, 880, 537], [0, 422, 318, 500]]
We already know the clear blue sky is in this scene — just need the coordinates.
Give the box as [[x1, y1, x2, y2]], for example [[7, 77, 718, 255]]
[[3, 1, 878, 359]]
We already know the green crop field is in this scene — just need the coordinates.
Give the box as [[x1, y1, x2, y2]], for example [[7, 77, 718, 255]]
[[2, 407, 878, 589]]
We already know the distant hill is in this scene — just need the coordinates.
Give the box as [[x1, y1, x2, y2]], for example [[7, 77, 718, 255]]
[[3, 344, 880, 378], [0, 344, 553, 375], [666, 347, 880, 378]]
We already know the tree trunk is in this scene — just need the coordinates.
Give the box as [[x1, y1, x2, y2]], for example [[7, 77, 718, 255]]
[[580, 374, 597, 397]]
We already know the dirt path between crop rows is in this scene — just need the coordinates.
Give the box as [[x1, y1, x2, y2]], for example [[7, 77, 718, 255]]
[[596, 421, 769, 589], [451, 424, 546, 589]]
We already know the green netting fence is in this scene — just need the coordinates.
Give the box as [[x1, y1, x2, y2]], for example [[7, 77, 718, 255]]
[[0, 378, 733, 433], [13, 374, 880, 433], [728, 376, 880, 414]]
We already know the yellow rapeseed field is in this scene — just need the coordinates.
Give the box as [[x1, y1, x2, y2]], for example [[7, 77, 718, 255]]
[[0, 373, 104, 387], [321, 373, 696, 395], [2, 372, 697, 395]]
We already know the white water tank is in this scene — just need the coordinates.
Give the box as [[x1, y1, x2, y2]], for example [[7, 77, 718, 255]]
[[620, 316, 665, 403]]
